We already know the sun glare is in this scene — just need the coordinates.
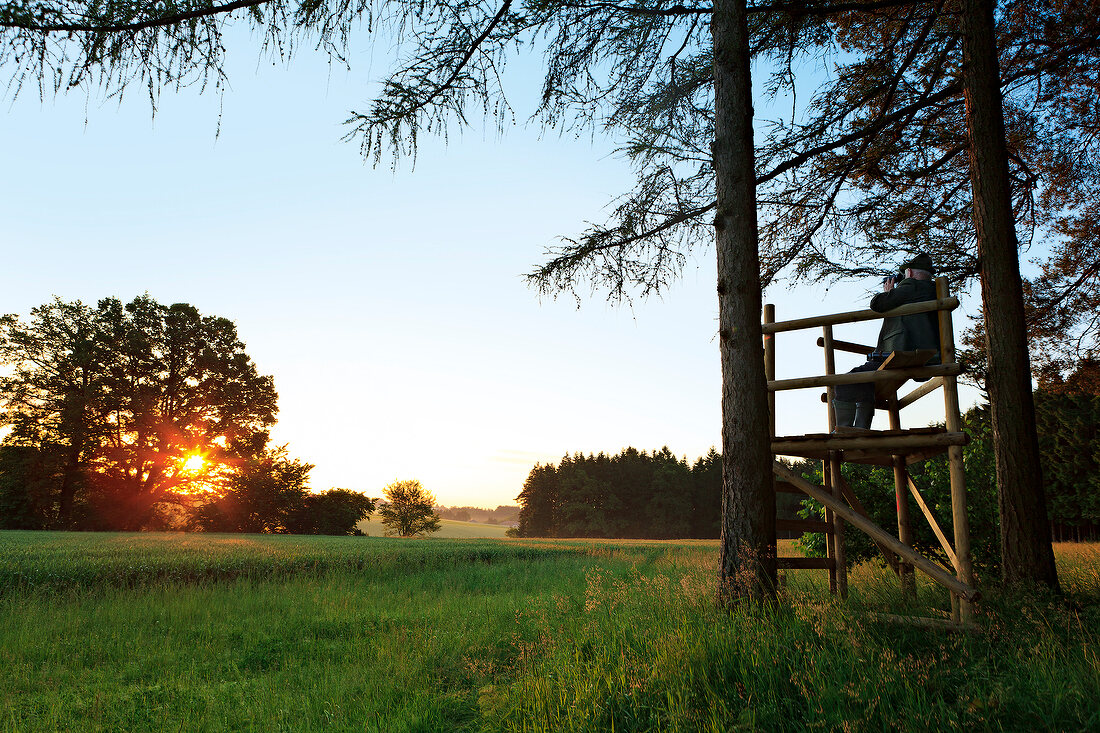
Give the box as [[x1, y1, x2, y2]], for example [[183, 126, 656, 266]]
[[181, 453, 205, 472]]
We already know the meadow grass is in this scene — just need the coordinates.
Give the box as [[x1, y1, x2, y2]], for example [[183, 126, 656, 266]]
[[0, 532, 1097, 732]]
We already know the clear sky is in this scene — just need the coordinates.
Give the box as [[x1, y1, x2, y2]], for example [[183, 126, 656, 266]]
[[1, 29, 982, 508]]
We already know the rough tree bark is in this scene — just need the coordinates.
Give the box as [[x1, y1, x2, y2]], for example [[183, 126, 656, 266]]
[[713, 0, 777, 602], [961, 0, 1060, 589]]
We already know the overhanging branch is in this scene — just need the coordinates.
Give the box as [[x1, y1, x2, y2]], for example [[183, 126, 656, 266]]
[[0, 0, 272, 33]]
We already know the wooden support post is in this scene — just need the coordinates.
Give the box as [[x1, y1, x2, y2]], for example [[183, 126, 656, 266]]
[[829, 451, 848, 598], [888, 395, 916, 598], [765, 304, 776, 438], [765, 304, 784, 588], [824, 460, 836, 593], [822, 325, 838, 594], [936, 277, 975, 624], [822, 326, 838, 430]]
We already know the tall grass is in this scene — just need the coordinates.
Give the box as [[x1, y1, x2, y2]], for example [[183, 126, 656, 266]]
[[0, 532, 1097, 732]]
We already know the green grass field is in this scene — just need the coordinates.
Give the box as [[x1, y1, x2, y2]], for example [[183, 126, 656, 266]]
[[1, 532, 1097, 732], [355, 517, 513, 538]]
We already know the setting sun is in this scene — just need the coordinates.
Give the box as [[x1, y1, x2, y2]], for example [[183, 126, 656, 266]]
[[181, 453, 205, 472]]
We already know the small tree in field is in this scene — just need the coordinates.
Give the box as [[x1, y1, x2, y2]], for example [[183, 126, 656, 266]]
[[379, 480, 441, 538]]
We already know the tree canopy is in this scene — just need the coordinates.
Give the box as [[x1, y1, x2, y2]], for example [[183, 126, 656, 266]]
[[0, 295, 278, 529]]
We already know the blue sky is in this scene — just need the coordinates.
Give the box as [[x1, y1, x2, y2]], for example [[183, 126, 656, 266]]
[[1, 29, 982, 507]]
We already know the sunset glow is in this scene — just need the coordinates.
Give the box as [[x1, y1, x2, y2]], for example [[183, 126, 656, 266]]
[[181, 453, 205, 472]]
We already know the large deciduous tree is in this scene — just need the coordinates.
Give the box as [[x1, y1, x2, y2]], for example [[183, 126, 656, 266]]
[[0, 295, 278, 529]]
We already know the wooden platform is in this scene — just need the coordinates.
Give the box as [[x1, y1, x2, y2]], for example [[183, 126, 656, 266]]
[[771, 427, 967, 466]]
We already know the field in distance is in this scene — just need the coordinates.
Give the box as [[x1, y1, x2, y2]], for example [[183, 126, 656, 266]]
[[1, 531, 1096, 732], [355, 516, 513, 538]]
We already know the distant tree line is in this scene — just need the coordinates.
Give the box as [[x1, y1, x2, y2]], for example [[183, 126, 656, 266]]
[[0, 296, 373, 536], [514, 447, 804, 540], [436, 505, 519, 525]]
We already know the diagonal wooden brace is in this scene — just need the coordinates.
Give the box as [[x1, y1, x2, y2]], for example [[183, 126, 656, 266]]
[[908, 477, 960, 571], [773, 461, 980, 602]]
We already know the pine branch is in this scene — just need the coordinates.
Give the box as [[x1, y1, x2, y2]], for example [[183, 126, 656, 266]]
[[0, 0, 272, 33]]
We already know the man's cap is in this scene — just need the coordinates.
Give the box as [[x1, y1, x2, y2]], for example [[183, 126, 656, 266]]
[[901, 252, 936, 275]]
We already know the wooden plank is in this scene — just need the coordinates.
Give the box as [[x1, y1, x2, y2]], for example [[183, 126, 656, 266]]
[[762, 297, 959, 334], [774, 466, 900, 574], [772, 431, 968, 454], [816, 336, 874, 355], [937, 276, 975, 624], [769, 363, 960, 392], [776, 518, 831, 534], [778, 557, 835, 570], [873, 350, 938, 401], [771, 446, 952, 466], [772, 461, 980, 601], [777, 426, 945, 441]]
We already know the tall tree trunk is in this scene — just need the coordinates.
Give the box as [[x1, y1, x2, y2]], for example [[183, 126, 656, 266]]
[[713, 0, 776, 602], [961, 0, 1059, 589]]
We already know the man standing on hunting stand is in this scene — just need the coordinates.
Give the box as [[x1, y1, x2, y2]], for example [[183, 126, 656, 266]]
[[833, 253, 941, 429]]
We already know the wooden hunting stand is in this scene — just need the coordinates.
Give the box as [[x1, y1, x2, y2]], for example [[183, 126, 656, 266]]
[[764, 276, 978, 625]]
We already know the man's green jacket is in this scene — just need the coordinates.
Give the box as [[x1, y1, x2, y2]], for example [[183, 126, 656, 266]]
[[869, 278, 940, 359]]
